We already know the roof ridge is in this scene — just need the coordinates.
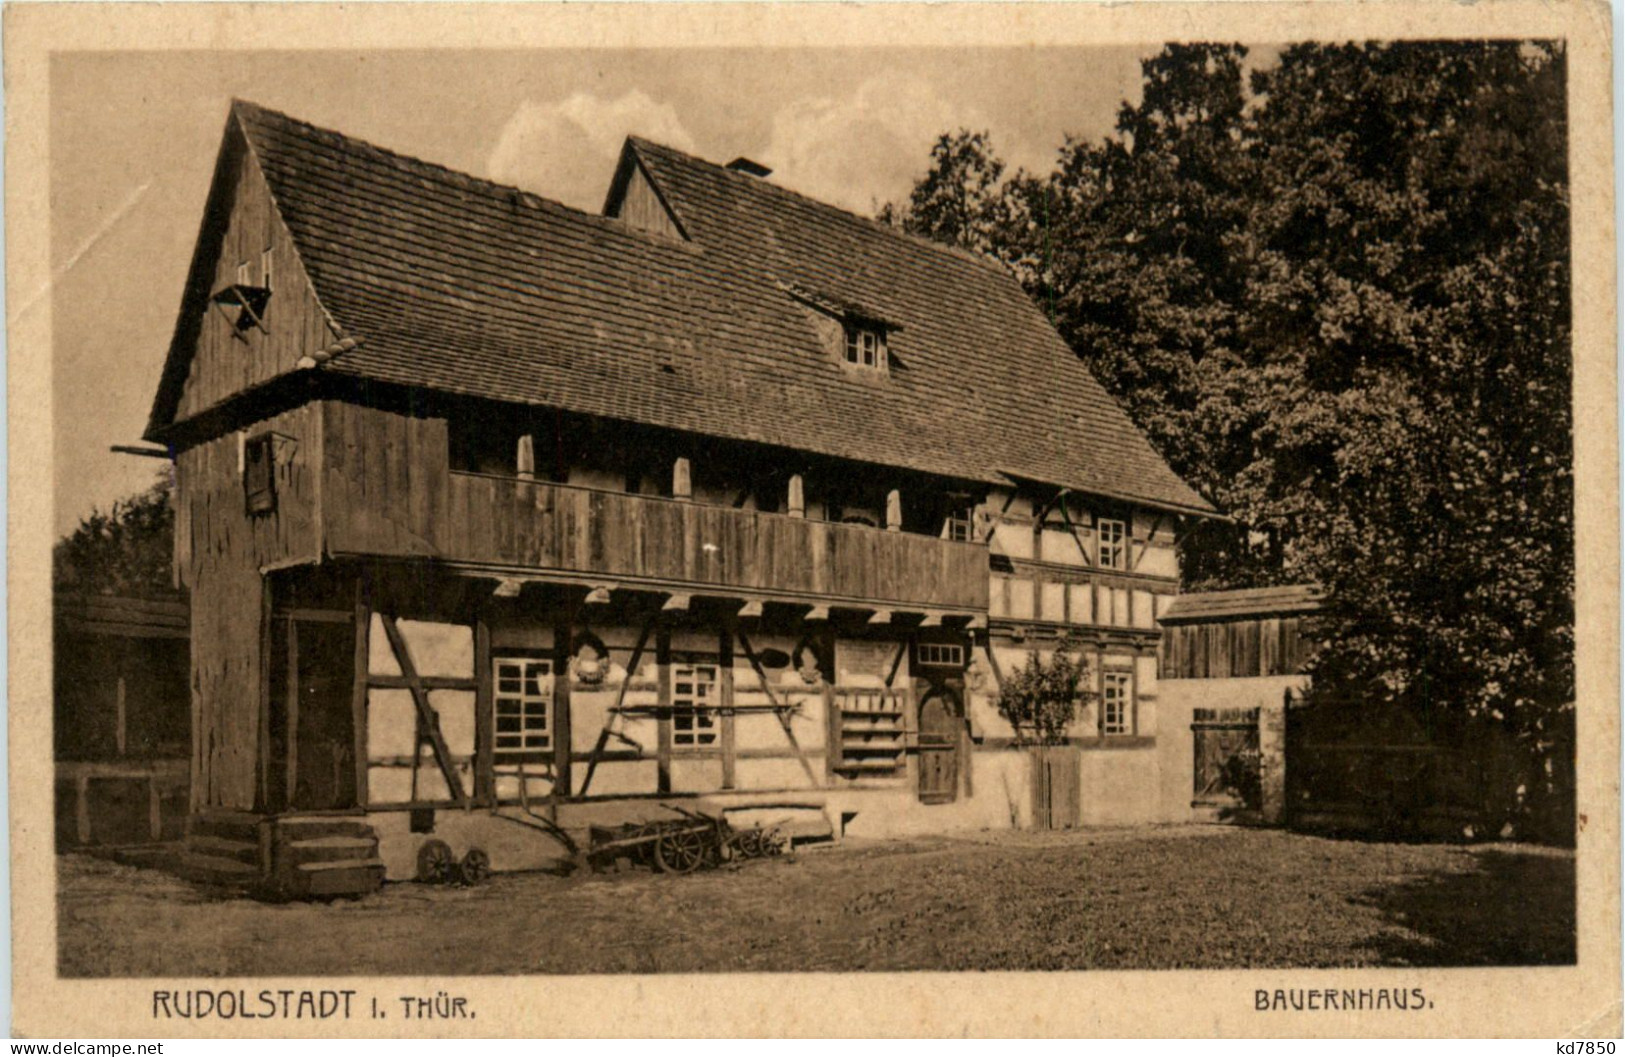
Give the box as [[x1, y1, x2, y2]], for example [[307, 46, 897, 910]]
[[230, 99, 688, 249], [624, 134, 1015, 277]]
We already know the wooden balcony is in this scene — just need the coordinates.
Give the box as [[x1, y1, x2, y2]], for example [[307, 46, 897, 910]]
[[435, 472, 988, 611]]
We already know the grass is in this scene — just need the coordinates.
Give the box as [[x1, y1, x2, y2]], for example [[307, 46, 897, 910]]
[[58, 825, 1574, 976]]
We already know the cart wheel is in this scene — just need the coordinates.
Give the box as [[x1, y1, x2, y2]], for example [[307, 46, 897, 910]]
[[764, 831, 785, 856], [457, 847, 491, 886], [654, 828, 707, 874], [415, 838, 454, 884], [735, 829, 764, 859]]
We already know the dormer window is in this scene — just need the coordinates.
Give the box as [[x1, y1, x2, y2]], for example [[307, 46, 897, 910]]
[[844, 324, 885, 371]]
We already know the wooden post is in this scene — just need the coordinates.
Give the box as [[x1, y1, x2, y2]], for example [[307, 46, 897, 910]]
[[258, 580, 274, 813], [285, 617, 300, 809], [474, 615, 493, 803], [553, 605, 575, 798], [75, 775, 91, 845], [886, 489, 902, 532], [148, 777, 163, 841], [351, 584, 371, 808], [787, 475, 805, 518], [672, 457, 692, 501], [656, 626, 672, 793], [516, 434, 535, 480], [720, 627, 737, 790], [114, 675, 127, 757]]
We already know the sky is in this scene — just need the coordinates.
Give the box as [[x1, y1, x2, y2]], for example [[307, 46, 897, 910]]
[[50, 45, 1168, 537]]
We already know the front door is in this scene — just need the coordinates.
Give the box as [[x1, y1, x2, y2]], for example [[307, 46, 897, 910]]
[[917, 690, 961, 804]]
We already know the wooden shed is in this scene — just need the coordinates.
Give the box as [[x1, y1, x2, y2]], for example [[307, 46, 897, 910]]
[[53, 593, 191, 848]]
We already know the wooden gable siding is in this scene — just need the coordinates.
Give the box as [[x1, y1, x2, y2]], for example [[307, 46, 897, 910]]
[[613, 163, 683, 240], [1160, 615, 1313, 680], [174, 403, 322, 810], [174, 136, 338, 423], [320, 399, 449, 558]]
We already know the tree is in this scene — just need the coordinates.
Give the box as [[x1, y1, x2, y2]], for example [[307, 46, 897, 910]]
[[888, 41, 1573, 799], [995, 641, 1095, 746], [54, 469, 176, 598], [881, 130, 1013, 257]]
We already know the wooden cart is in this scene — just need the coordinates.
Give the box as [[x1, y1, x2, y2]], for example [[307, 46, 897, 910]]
[[586, 805, 783, 874]]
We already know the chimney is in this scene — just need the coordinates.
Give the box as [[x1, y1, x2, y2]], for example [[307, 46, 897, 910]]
[[726, 157, 773, 178]]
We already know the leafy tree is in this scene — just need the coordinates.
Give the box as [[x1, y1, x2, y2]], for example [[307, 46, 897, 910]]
[[54, 469, 176, 598], [881, 130, 1013, 257], [996, 641, 1095, 746], [888, 41, 1572, 797]]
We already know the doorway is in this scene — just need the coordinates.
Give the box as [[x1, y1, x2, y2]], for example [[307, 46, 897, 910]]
[[267, 616, 358, 812], [916, 689, 962, 804]]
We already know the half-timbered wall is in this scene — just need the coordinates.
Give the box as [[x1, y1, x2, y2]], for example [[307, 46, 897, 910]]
[[174, 132, 338, 423]]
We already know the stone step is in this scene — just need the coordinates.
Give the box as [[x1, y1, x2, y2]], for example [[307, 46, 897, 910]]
[[178, 853, 259, 885], [186, 835, 259, 864], [295, 858, 386, 898]]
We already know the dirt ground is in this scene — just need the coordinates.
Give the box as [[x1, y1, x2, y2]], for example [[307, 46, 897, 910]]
[[58, 825, 1574, 976]]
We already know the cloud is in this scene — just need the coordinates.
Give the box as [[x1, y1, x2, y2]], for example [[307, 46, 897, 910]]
[[760, 73, 991, 216], [486, 90, 698, 211]]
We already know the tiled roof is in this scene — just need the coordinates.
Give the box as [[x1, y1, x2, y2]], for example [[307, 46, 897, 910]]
[[214, 101, 1214, 514], [1158, 584, 1324, 624]]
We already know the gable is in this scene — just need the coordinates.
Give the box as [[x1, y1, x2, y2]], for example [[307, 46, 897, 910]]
[[605, 156, 685, 241], [148, 109, 341, 438]]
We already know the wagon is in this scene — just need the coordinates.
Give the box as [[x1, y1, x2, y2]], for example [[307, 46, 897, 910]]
[[586, 805, 783, 874]]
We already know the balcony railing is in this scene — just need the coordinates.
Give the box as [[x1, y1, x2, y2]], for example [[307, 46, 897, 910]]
[[431, 472, 988, 611]]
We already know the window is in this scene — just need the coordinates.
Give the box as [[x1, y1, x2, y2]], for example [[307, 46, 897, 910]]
[[235, 260, 250, 286], [261, 247, 274, 292], [843, 324, 885, 370], [1101, 671, 1132, 736], [243, 433, 276, 515], [915, 642, 965, 668], [671, 664, 719, 747], [493, 658, 553, 758], [1098, 518, 1127, 570]]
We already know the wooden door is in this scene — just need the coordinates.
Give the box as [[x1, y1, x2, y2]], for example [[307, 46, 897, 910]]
[[287, 619, 358, 812], [1191, 707, 1260, 811], [917, 691, 960, 804]]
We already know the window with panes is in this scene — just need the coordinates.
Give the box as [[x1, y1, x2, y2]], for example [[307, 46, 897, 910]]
[[493, 657, 553, 759], [1101, 671, 1133, 736], [671, 664, 720, 747]]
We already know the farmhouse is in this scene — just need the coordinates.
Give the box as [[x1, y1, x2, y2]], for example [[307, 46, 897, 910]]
[[146, 101, 1216, 897]]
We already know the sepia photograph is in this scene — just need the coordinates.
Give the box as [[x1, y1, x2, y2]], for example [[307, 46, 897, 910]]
[[7, 0, 1618, 1039]]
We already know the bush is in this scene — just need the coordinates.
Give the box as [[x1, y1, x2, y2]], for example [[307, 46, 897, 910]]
[[996, 640, 1095, 746]]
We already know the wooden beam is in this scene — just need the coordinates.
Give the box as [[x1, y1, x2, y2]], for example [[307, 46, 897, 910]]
[[379, 614, 470, 808], [579, 613, 656, 797], [1131, 513, 1169, 571], [884, 638, 909, 689], [554, 603, 576, 799], [285, 616, 299, 809], [474, 615, 493, 803], [656, 626, 672, 794], [736, 600, 764, 618], [868, 609, 894, 625], [803, 605, 830, 622], [720, 628, 737, 790], [366, 673, 481, 691], [351, 584, 371, 809], [737, 630, 820, 788], [662, 593, 691, 612]]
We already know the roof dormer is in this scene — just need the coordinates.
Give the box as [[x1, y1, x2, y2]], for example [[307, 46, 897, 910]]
[[603, 140, 687, 241]]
